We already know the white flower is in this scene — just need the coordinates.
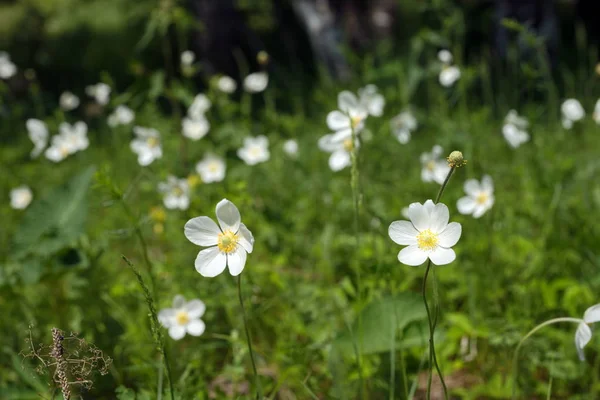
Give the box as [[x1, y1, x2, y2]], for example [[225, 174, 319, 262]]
[[593, 99, 600, 124], [243, 72, 268, 93], [196, 154, 226, 183], [438, 49, 453, 64], [184, 199, 254, 277], [180, 50, 195, 67], [439, 65, 461, 87], [505, 110, 529, 129], [188, 93, 211, 119], [457, 175, 494, 218], [108, 105, 135, 127], [237, 135, 270, 165], [26, 119, 48, 158], [85, 82, 111, 105], [326, 91, 369, 143], [318, 133, 359, 172], [182, 116, 210, 140], [10, 185, 33, 210], [0, 52, 17, 79], [217, 76, 237, 93], [561, 99, 585, 129], [158, 176, 190, 210], [420, 145, 450, 184], [390, 110, 418, 144], [45, 135, 72, 163], [130, 126, 162, 166], [575, 304, 600, 361], [502, 110, 529, 148], [358, 84, 385, 117], [158, 295, 206, 340], [283, 139, 299, 157], [59, 122, 89, 153], [388, 200, 462, 266], [59, 91, 80, 111]]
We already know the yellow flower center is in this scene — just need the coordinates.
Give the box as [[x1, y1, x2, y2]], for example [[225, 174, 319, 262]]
[[426, 160, 436, 171], [147, 137, 159, 148], [351, 116, 362, 129], [175, 310, 190, 325], [218, 230, 239, 253], [249, 146, 262, 157], [476, 192, 488, 205], [417, 229, 439, 251], [343, 138, 354, 152], [173, 186, 184, 196], [208, 162, 220, 172]]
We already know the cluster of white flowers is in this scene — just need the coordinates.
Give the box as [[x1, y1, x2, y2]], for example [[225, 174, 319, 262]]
[[183, 94, 211, 140], [243, 72, 268, 93], [238, 135, 270, 165], [108, 105, 135, 127], [390, 110, 418, 144], [10, 185, 33, 210], [130, 126, 162, 166], [196, 153, 226, 183], [420, 145, 450, 184], [502, 110, 529, 148], [44, 122, 89, 163], [438, 50, 461, 88], [59, 91, 80, 111], [0, 51, 17, 79], [158, 176, 190, 210], [86, 82, 111, 106]]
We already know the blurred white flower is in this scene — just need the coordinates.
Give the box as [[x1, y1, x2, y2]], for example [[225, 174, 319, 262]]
[[593, 99, 600, 124], [326, 91, 368, 143], [318, 133, 359, 172], [388, 200, 462, 266], [182, 116, 210, 140], [390, 110, 418, 144], [45, 135, 72, 163], [439, 65, 461, 87], [243, 72, 268, 93], [10, 185, 32, 210], [180, 50, 195, 67], [26, 119, 48, 158], [237, 135, 270, 165], [158, 176, 190, 210], [196, 154, 226, 183], [561, 99, 585, 129], [188, 93, 211, 119], [358, 84, 385, 117], [0, 51, 17, 79], [158, 295, 206, 340], [59, 122, 89, 153], [108, 105, 135, 127], [86, 83, 111, 105], [184, 199, 254, 277], [438, 49, 453, 64], [283, 139, 299, 157], [217, 76, 237, 93], [502, 110, 529, 148], [59, 91, 80, 111], [420, 145, 450, 184], [457, 175, 495, 218], [575, 304, 600, 361], [130, 126, 162, 166]]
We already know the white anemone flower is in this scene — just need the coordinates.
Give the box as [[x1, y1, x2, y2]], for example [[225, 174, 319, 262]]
[[243, 72, 268, 93], [158, 176, 190, 210], [420, 145, 450, 184], [0, 52, 17, 79], [502, 110, 529, 148], [196, 154, 226, 183], [188, 94, 211, 119], [388, 200, 462, 266], [108, 105, 135, 127], [85, 82, 111, 105], [130, 126, 162, 166], [390, 110, 418, 144], [439, 65, 461, 87], [180, 50, 195, 67], [26, 119, 49, 158], [318, 133, 359, 172], [217, 75, 237, 93], [158, 295, 206, 340], [438, 49, 453, 64], [59, 91, 80, 111], [575, 304, 600, 361], [182, 116, 210, 140], [237, 135, 270, 165], [184, 199, 254, 277], [561, 99, 585, 129], [457, 175, 494, 218], [45, 135, 72, 163], [59, 122, 89, 153], [283, 139, 299, 157], [326, 91, 369, 143], [358, 84, 385, 117], [10, 185, 33, 210]]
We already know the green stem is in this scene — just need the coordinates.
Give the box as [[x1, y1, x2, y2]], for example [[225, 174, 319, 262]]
[[237, 274, 262, 399], [511, 317, 583, 399]]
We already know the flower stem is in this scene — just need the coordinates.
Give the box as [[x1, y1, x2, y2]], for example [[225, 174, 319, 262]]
[[511, 317, 583, 399], [237, 274, 262, 399]]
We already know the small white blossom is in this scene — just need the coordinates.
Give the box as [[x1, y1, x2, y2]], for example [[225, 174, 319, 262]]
[[237, 135, 270, 165], [420, 145, 450, 184], [561, 99, 585, 129], [45, 135, 72, 163], [358, 84, 385, 117], [390, 110, 418, 144], [86, 82, 111, 105], [182, 116, 210, 140], [59, 91, 80, 111], [196, 154, 226, 183], [187, 93, 211, 119], [318, 133, 359, 172], [243, 72, 268, 93], [439, 65, 461, 87], [502, 110, 529, 148], [59, 122, 89, 153], [130, 126, 162, 166], [108, 105, 135, 127], [10, 185, 33, 210], [0, 52, 17, 79], [457, 175, 494, 218], [575, 304, 600, 361], [438, 49, 453, 64], [26, 119, 48, 158], [180, 50, 195, 67], [326, 91, 368, 143], [283, 139, 299, 157], [217, 76, 237, 93], [158, 295, 206, 340], [158, 176, 190, 210], [184, 199, 254, 277]]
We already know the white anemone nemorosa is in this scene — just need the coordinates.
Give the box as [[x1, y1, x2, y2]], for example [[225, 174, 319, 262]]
[[158, 295, 206, 340], [326, 91, 368, 143], [158, 176, 190, 210], [184, 199, 254, 277], [318, 133, 359, 172], [358, 84, 385, 117], [388, 200, 462, 266], [196, 154, 226, 183], [237, 135, 270, 165], [575, 304, 600, 361], [420, 145, 451, 184], [457, 175, 495, 218]]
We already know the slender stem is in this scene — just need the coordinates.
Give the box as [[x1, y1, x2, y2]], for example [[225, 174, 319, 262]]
[[390, 311, 396, 400], [237, 275, 262, 399], [511, 317, 583, 399], [435, 167, 455, 204]]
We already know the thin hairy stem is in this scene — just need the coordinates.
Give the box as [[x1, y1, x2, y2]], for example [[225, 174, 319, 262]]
[[237, 275, 262, 399]]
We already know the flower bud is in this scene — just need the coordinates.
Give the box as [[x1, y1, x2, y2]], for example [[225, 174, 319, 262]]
[[447, 150, 466, 168]]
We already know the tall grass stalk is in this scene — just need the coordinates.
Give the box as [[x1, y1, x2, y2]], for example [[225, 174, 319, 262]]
[[237, 274, 263, 399]]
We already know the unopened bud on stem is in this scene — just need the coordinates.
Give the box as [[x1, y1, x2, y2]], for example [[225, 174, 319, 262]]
[[447, 151, 466, 168]]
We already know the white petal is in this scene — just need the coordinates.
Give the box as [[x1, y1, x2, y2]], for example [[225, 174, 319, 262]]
[[438, 222, 462, 248], [185, 299, 206, 319], [367, 94, 385, 116], [329, 150, 351, 171], [388, 221, 418, 245], [398, 245, 428, 266], [481, 175, 494, 192], [318, 134, 338, 152], [327, 111, 351, 131], [195, 247, 227, 277], [584, 304, 600, 324], [338, 91, 359, 113], [575, 322, 592, 361], [169, 326, 186, 340], [158, 309, 175, 327], [173, 295, 186, 309], [430, 203, 450, 233], [428, 247, 456, 265], [227, 248, 247, 276], [184, 217, 221, 246], [472, 204, 489, 218], [238, 223, 254, 253], [407, 202, 430, 231], [328, 128, 353, 143], [164, 194, 179, 209], [457, 197, 477, 215], [464, 179, 481, 196], [215, 199, 241, 233], [186, 319, 206, 336]]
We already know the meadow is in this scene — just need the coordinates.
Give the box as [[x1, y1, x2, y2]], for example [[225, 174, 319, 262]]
[[1, 1, 600, 399]]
